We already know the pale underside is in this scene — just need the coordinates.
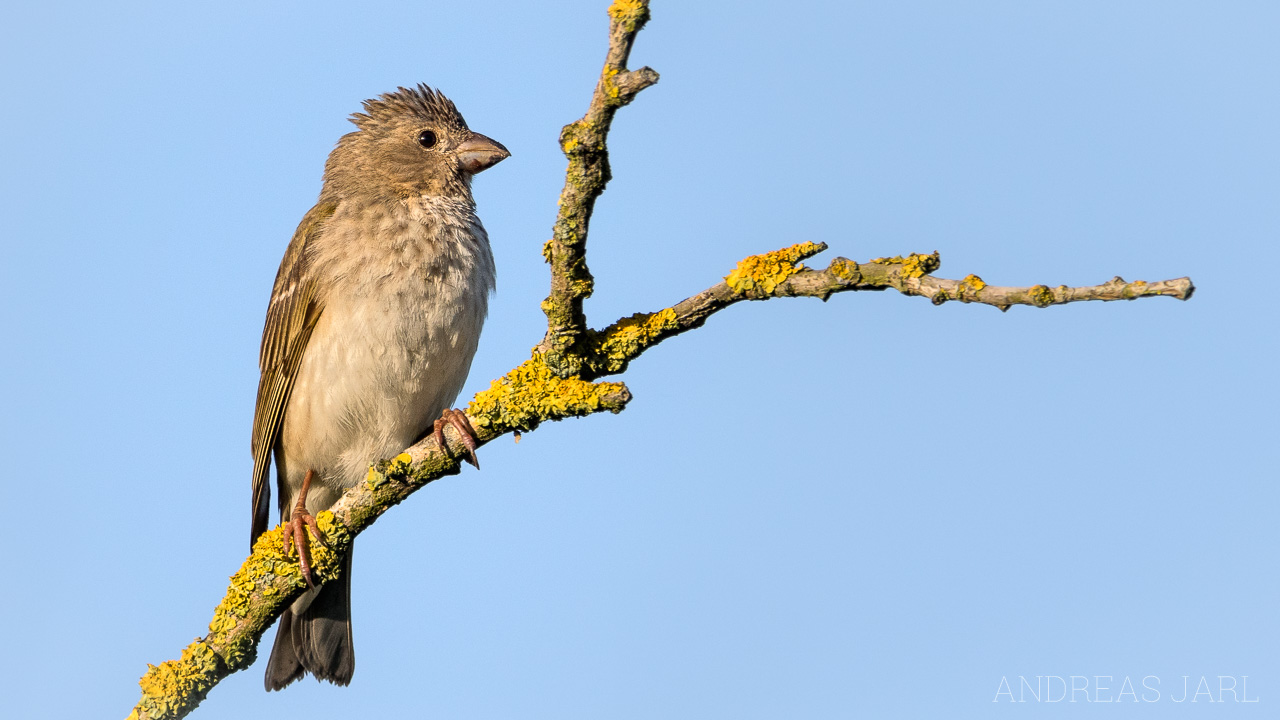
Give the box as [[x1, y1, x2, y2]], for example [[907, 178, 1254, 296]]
[[276, 194, 495, 516]]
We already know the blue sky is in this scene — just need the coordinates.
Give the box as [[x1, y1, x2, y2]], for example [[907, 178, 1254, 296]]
[[1, 1, 1276, 718]]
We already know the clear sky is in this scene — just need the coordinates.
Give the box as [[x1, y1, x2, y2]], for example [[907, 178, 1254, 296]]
[[1, 1, 1276, 718]]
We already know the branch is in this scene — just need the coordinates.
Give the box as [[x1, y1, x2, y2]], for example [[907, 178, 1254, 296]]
[[128, 2, 1194, 717], [538, 242, 1193, 383], [540, 0, 659, 376], [126, 247, 1192, 720], [127, 369, 631, 720], [676, 243, 1194, 328]]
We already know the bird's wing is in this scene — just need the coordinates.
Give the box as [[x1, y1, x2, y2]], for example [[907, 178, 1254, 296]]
[[250, 202, 335, 547]]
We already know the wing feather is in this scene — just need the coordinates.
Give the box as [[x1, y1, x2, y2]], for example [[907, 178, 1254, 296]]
[[250, 203, 335, 546]]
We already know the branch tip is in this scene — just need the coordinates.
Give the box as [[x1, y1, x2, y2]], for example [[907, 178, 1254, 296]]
[[608, 0, 650, 33]]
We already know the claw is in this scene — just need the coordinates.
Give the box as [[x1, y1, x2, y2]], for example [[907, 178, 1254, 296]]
[[281, 469, 327, 588], [433, 408, 480, 468], [294, 519, 316, 588], [303, 514, 329, 550]]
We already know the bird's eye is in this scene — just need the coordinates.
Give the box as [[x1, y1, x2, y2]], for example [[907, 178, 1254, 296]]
[[418, 130, 438, 149]]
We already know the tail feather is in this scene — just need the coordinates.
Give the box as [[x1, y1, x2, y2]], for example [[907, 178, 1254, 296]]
[[265, 549, 355, 690], [264, 607, 305, 691]]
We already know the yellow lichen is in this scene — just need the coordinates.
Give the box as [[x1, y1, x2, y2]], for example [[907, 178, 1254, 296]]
[[602, 66, 621, 100], [468, 353, 628, 433], [133, 640, 220, 719], [607, 0, 650, 32], [315, 511, 351, 553], [962, 274, 986, 291], [1123, 280, 1149, 298], [902, 252, 940, 277], [827, 257, 861, 283], [725, 241, 825, 294], [559, 121, 589, 156], [209, 532, 279, 636], [869, 252, 941, 279], [587, 308, 678, 372], [570, 278, 594, 297], [1028, 285, 1055, 307], [205, 512, 350, 668]]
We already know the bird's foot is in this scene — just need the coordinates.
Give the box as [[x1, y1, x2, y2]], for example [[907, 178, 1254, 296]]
[[433, 408, 480, 468], [282, 469, 329, 588]]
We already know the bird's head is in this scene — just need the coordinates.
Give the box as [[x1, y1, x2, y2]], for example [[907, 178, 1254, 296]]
[[323, 84, 509, 201]]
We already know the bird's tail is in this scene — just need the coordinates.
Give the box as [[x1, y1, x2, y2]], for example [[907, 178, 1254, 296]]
[[265, 548, 355, 690]]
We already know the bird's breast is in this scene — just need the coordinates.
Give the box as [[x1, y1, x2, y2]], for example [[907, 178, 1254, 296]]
[[280, 197, 495, 487]]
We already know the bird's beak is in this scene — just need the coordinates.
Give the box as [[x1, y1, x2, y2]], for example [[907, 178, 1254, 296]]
[[456, 132, 510, 174]]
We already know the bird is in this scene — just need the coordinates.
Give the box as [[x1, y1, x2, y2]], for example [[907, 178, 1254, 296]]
[[249, 84, 509, 691]]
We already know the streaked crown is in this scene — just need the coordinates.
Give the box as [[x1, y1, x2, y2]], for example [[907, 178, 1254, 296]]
[[349, 84, 468, 133]]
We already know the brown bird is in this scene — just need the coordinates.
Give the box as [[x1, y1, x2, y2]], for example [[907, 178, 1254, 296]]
[[249, 85, 508, 690]]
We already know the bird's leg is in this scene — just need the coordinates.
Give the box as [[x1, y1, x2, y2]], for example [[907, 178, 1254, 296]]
[[282, 469, 329, 588], [433, 408, 480, 469]]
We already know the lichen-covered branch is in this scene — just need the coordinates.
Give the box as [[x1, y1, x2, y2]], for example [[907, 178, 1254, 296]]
[[540, 0, 659, 376], [125, 240, 1193, 720], [129, 1, 1195, 717], [768, 248, 1193, 311], [128, 367, 630, 720], [561, 243, 1193, 380]]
